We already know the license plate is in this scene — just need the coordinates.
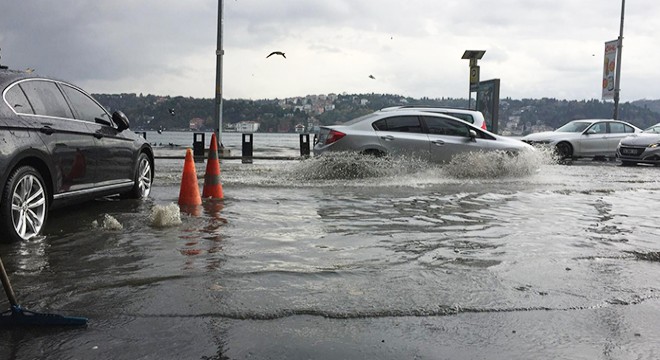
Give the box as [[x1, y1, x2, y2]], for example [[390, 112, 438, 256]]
[[622, 148, 637, 155]]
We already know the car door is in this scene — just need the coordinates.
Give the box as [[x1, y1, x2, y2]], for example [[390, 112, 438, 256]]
[[606, 122, 635, 155], [17, 79, 97, 193], [579, 121, 608, 156], [59, 83, 136, 188], [423, 116, 481, 163], [373, 115, 430, 160]]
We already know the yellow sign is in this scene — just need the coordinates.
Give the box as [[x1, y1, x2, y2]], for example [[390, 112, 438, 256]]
[[470, 65, 480, 85]]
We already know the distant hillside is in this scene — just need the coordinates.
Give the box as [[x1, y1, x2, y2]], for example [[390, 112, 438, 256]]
[[93, 93, 660, 134]]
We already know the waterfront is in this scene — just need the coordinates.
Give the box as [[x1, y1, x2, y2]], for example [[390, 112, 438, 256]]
[[1, 134, 660, 359]]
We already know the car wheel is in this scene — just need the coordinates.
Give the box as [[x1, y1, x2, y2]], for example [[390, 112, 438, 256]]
[[0, 166, 48, 242], [126, 153, 153, 199], [555, 142, 573, 159]]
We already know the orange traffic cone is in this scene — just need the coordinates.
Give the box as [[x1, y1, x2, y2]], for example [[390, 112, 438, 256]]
[[178, 148, 202, 206], [202, 133, 224, 199]]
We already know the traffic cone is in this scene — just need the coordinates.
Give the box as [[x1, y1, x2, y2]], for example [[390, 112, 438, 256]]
[[178, 148, 202, 206], [202, 133, 224, 199]]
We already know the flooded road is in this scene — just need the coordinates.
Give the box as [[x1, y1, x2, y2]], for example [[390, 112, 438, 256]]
[[2, 149, 660, 359]]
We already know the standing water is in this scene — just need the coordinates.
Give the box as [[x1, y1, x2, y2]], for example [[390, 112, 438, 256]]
[[1, 133, 660, 359]]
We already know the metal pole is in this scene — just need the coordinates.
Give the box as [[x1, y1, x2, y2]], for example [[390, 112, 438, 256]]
[[214, 0, 224, 145], [613, 0, 625, 119]]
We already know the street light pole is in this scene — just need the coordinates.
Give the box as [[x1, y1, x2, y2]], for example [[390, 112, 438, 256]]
[[214, 0, 224, 146], [613, 0, 625, 119]]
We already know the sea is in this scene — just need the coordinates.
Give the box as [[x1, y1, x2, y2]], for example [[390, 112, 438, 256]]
[[1, 131, 660, 359]]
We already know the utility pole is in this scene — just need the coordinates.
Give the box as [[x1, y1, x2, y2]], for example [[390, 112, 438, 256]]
[[214, 0, 224, 146], [613, 0, 625, 119]]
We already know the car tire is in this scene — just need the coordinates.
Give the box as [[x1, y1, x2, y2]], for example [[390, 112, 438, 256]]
[[125, 153, 153, 199], [555, 142, 573, 159], [0, 166, 49, 243], [362, 149, 386, 157]]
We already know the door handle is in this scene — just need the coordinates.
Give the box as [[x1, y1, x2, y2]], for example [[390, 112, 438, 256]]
[[380, 135, 394, 141], [432, 140, 445, 146], [39, 126, 55, 135]]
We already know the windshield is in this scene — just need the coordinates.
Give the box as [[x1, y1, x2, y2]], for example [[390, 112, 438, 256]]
[[643, 124, 660, 134], [555, 121, 592, 133]]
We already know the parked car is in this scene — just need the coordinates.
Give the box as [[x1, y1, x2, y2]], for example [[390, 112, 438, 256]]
[[0, 68, 154, 242], [616, 123, 660, 166], [521, 119, 641, 159], [380, 106, 488, 130], [313, 109, 533, 162]]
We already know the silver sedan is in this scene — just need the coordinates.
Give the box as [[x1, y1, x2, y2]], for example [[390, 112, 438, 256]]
[[521, 119, 641, 159], [313, 110, 533, 163]]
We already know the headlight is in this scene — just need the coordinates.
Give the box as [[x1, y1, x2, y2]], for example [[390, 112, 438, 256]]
[[648, 143, 660, 148]]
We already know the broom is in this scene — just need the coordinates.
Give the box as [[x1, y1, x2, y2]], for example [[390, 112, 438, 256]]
[[0, 254, 87, 327]]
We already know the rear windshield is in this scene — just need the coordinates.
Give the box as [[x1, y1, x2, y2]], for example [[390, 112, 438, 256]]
[[556, 121, 592, 133]]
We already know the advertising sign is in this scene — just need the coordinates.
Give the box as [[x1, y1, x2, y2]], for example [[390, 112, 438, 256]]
[[476, 79, 500, 133], [602, 40, 618, 100]]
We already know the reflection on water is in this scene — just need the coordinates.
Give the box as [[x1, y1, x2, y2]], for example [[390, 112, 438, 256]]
[[2, 150, 660, 359]]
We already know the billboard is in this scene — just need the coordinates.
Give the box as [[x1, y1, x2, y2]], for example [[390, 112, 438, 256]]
[[602, 40, 618, 100], [476, 79, 500, 133]]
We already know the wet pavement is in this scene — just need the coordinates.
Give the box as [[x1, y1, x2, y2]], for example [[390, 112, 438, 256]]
[[2, 150, 660, 359]]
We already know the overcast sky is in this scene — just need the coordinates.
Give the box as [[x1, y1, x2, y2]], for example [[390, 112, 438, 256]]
[[1, 1, 658, 102]]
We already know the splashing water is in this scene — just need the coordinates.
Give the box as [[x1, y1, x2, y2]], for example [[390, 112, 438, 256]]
[[150, 203, 183, 228], [443, 148, 555, 178], [287, 152, 430, 181], [92, 214, 123, 231]]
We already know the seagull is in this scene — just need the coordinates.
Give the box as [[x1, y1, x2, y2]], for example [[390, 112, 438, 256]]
[[267, 51, 286, 59], [168, 108, 175, 116], [368, 75, 375, 80], [25, 68, 35, 73]]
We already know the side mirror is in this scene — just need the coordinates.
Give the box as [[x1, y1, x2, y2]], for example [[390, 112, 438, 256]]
[[112, 111, 130, 131], [469, 129, 477, 140]]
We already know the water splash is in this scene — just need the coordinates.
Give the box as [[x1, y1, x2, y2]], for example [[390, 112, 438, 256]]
[[150, 203, 183, 228], [288, 152, 429, 181], [92, 214, 123, 231], [443, 148, 555, 178]]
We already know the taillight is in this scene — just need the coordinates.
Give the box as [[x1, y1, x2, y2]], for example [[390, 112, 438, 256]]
[[481, 122, 487, 130], [325, 130, 346, 145]]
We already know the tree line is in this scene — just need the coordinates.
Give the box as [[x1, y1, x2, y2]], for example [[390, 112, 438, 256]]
[[93, 93, 660, 134]]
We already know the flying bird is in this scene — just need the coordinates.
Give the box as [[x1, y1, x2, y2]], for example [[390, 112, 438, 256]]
[[369, 75, 375, 80], [168, 108, 175, 116], [267, 51, 286, 59]]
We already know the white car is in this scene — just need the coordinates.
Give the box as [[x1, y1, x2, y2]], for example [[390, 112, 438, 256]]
[[521, 119, 641, 159]]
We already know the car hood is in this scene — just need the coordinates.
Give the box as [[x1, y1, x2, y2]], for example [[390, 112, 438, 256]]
[[521, 131, 579, 142], [619, 133, 660, 146]]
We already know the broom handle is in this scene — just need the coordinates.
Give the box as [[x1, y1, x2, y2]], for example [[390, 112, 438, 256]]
[[0, 256, 19, 307]]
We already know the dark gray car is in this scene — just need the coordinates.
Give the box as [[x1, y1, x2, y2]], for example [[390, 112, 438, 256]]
[[0, 68, 154, 242], [616, 123, 660, 165], [313, 110, 533, 162]]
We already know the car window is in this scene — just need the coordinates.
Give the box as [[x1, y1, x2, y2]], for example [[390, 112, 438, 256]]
[[643, 125, 660, 134], [444, 112, 474, 124], [4, 85, 34, 114], [423, 116, 470, 137], [61, 84, 111, 124], [374, 116, 423, 133], [587, 122, 607, 134], [19, 80, 73, 119], [556, 121, 591, 133], [624, 124, 636, 133], [609, 122, 626, 134]]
